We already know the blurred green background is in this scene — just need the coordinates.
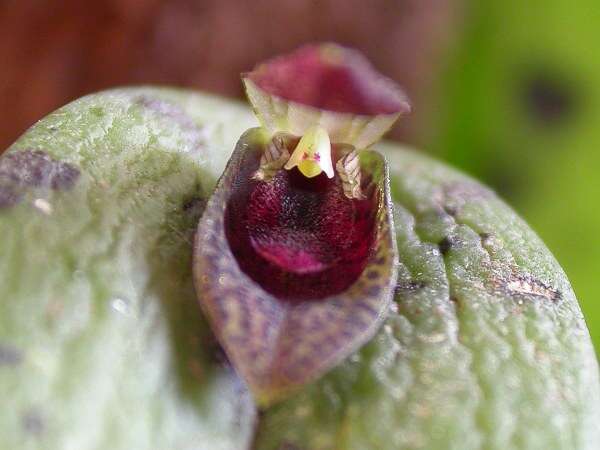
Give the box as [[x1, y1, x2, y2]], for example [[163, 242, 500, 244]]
[[428, 1, 600, 352], [1, 0, 598, 351]]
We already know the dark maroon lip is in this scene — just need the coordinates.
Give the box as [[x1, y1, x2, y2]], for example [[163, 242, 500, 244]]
[[245, 43, 411, 116], [225, 143, 378, 302], [193, 128, 397, 403], [195, 43, 405, 402]]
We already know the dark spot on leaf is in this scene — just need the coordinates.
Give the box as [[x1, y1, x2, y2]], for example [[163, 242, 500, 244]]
[[443, 205, 458, 217], [395, 280, 426, 295], [436, 181, 494, 217], [0, 343, 23, 366], [444, 181, 493, 203], [50, 163, 80, 190], [433, 205, 453, 221], [479, 232, 495, 250], [21, 408, 45, 436], [522, 71, 577, 125], [0, 149, 80, 209], [479, 232, 492, 241], [495, 271, 561, 303], [438, 236, 452, 255]]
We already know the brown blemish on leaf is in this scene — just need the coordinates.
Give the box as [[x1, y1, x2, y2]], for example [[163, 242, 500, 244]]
[[443, 204, 458, 217], [0, 149, 80, 209], [394, 280, 426, 295], [21, 408, 45, 437], [449, 296, 463, 309], [438, 236, 453, 256], [479, 232, 500, 254], [49, 163, 80, 190], [444, 181, 494, 202], [494, 271, 561, 303], [435, 181, 495, 217], [479, 232, 493, 246], [0, 343, 23, 366]]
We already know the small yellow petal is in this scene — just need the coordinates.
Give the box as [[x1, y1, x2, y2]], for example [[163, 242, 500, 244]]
[[284, 125, 333, 179], [298, 160, 324, 178]]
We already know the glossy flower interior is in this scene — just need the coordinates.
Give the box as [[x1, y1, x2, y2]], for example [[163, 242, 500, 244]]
[[225, 138, 379, 301]]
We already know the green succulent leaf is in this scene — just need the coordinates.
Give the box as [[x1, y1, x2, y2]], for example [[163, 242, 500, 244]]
[[0, 88, 258, 450], [0, 87, 598, 450]]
